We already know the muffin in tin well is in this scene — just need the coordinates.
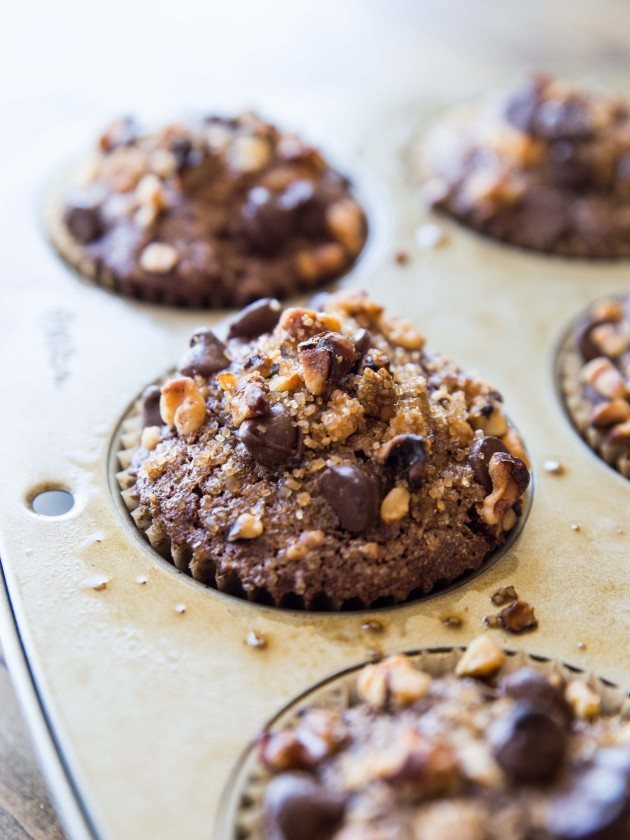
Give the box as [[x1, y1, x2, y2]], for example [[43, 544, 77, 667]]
[[559, 294, 630, 477], [117, 291, 530, 610], [421, 74, 630, 258], [48, 113, 367, 307], [233, 638, 630, 840]]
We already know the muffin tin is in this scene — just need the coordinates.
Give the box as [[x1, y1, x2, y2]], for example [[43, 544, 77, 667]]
[[0, 91, 629, 840]]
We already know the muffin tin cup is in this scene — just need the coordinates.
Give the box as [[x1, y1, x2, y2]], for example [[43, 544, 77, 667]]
[[0, 93, 630, 840], [217, 646, 630, 840]]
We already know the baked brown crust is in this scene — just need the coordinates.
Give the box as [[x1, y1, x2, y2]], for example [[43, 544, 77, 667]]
[[48, 114, 367, 307], [119, 292, 530, 609], [421, 75, 630, 258]]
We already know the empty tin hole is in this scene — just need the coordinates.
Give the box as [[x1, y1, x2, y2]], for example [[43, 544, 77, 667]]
[[31, 488, 75, 517]]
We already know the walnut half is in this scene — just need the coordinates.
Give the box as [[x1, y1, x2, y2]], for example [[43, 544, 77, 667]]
[[481, 452, 529, 526]]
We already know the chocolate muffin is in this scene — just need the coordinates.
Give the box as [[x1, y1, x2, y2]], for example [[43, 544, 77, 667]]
[[48, 113, 367, 307], [559, 295, 630, 477], [117, 291, 530, 609], [250, 637, 630, 840], [421, 75, 630, 257]]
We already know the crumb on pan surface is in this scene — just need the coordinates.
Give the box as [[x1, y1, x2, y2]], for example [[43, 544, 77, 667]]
[[249, 638, 630, 840], [422, 74, 630, 258], [48, 113, 367, 307], [119, 291, 530, 610]]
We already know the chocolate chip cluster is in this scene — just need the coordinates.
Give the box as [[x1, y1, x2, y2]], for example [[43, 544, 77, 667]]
[[423, 75, 630, 257], [131, 292, 529, 609], [55, 113, 367, 307], [256, 641, 630, 840]]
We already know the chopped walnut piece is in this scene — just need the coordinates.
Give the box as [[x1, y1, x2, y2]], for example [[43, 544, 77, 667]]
[[490, 585, 518, 606], [325, 198, 365, 255], [298, 331, 356, 395], [502, 427, 530, 467], [227, 513, 264, 541], [140, 425, 161, 451], [591, 398, 630, 428], [286, 529, 325, 560], [227, 134, 271, 174], [228, 378, 270, 426], [379, 315, 425, 351], [607, 418, 630, 446], [269, 370, 303, 392], [565, 680, 602, 718], [357, 655, 431, 709], [580, 357, 627, 399], [380, 486, 411, 525], [481, 452, 529, 526], [295, 243, 347, 281], [471, 405, 509, 438], [160, 377, 206, 436], [455, 634, 506, 677], [139, 242, 179, 273], [277, 307, 341, 343]]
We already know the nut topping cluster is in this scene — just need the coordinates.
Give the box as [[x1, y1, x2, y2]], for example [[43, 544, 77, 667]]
[[256, 640, 630, 840], [131, 291, 529, 608]]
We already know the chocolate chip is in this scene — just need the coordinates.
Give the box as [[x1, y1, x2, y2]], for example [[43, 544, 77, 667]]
[[264, 772, 345, 840], [489, 703, 566, 783], [504, 76, 547, 133], [512, 186, 571, 250], [298, 332, 357, 396], [178, 329, 229, 377], [353, 328, 372, 359], [357, 351, 391, 374], [469, 436, 509, 492], [534, 97, 594, 141], [546, 765, 630, 839], [240, 187, 294, 253], [378, 434, 426, 489], [141, 385, 162, 427], [238, 403, 300, 468], [500, 668, 573, 727], [227, 298, 282, 340], [64, 204, 103, 244], [318, 465, 380, 533], [278, 179, 315, 212]]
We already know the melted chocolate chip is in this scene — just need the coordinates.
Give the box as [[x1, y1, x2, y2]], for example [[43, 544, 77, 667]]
[[534, 97, 594, 142], [264, 772, 345, 840], [504, 76, 547, 133], [500, 668, 573, 727], [469, 436, 509, 491], [227, 298, 282, 340], [546, 765, 630, 839], [241, 181, 315, 255], [141, 385, 162, 427], [238, 404, 300, 468], [318, 465, 380, 533], [489, 703, 566, 783], [378, 434, 426, 489], [353, 328, 372, 359], [178, 329, 229, 377], [64, 204, 103, 244]]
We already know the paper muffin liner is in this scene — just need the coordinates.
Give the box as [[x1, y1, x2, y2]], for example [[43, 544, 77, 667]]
[[216, 647, 630, 840], [114, 388, 532, 611], [557, 315, 630, 479]]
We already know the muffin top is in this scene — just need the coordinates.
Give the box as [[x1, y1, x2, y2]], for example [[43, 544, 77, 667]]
[[423, 75, 630, 257], [130, 291, 529, 609], [53, 113, 367, 306], [257, 638, 630, 840]]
